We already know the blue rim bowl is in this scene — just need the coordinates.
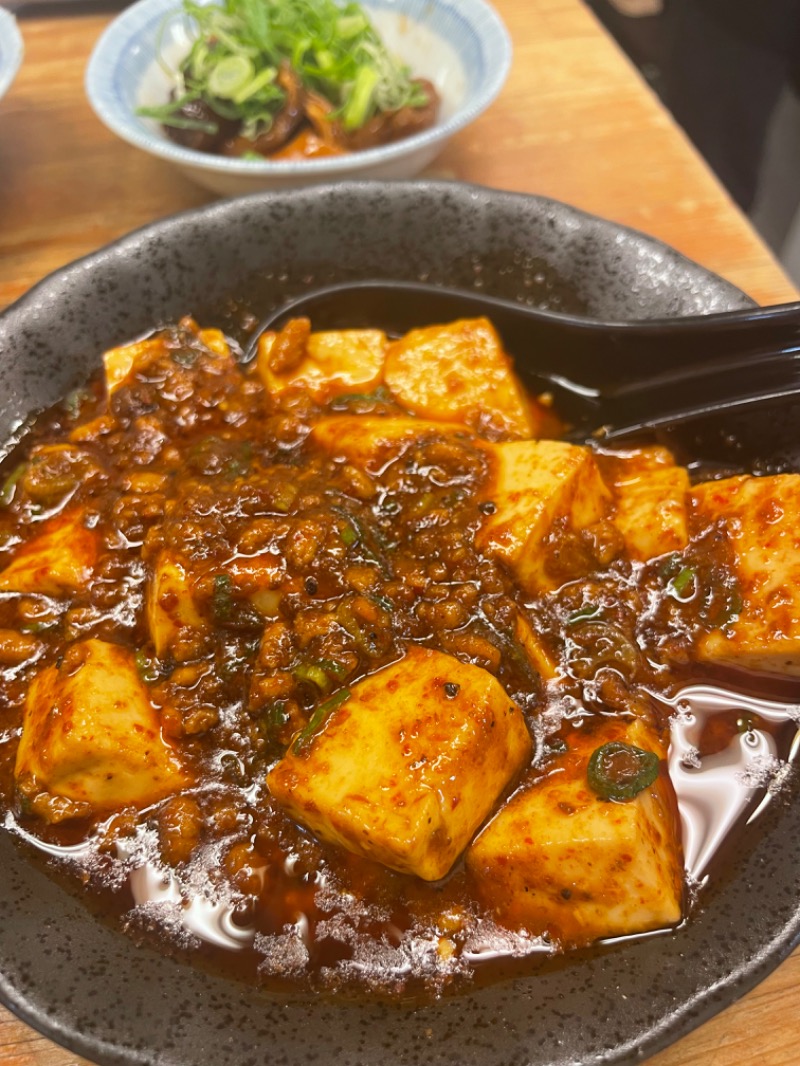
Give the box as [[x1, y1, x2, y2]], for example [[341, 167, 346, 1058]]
[[85, 0, 512, 194], [0, 9, 23, 102]]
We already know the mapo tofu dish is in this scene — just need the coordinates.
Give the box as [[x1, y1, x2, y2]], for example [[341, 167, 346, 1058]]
[[0, 315, 797, 997]]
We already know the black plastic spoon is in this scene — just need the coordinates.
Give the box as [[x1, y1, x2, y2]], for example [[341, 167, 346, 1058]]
[[245, 280, 800, 440]]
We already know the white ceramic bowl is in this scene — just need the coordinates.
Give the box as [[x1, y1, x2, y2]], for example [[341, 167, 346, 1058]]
[[0, 9, 24, 102], [85, 0, 511, 196]]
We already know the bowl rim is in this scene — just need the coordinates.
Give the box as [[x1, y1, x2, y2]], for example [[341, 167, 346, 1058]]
[[84, 0, 512, 176], [0, 9, 24, 102], [2, 180, 754, 324]]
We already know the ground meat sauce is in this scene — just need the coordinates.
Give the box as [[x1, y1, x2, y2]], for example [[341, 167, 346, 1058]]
[[0, 317, 794, 999]]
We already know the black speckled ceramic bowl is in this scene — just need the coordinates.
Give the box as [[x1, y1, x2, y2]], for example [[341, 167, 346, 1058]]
[[1, 182, 798, 1066]]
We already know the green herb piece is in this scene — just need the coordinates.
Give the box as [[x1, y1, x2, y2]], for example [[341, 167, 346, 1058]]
[[566, 604, 601, 625], [20, 618, 59, 635], [336, 12, 368, 38], [0, 463, 26, 508], [332, 385, 393, 407], [294, 687, 351, 749], [669, 566, 695, 596], [259, 700, 289, 741], [342, 64, 378, 130], [659, 553, 682, 579], [370, 593, 394, 613], [316, 657, 347, 679], [63, 387, 92, 421], [135, 649, 161, 684], [339, 518, 358, 547], [294, 661, 333, 693], [223, 443, 252, 480], [212, 573, 234, 624], [136, 0, 428, 143], [587, 741, 660, 801], [137, 98, 220, 133], [208, 53, 256, 99], [233, 64, 278, 104], [271, 480, 297, 513]]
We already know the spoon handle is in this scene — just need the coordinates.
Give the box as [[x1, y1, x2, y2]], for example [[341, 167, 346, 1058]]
[[248, 280, 800, 435], [587, 350, 800, 440], [250, 281, 800, 391]]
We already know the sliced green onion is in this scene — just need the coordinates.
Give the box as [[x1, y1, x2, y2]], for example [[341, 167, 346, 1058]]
[[63, 387, 92, 421], [566, 604, 602, 625], [259, 700, 289, 741], [333, 385, 392, 406], [669, 566, 695, 596], [137, 98, 219, 134], [371, 593, 394, 612], [316, 657, 347, 679], [137, 0, 431, 146], [271, 481, 297, 513], [587, 741, 660, 801], [339, 520, 358, 547], [0, 463, 26, 508], [294, 662, 333, 694], [294, 687, 351, 750], [342, 65, 379, 130], [212, 573, 234, 624], [232, 64, 278, 104], [208, 54, 256, 99], [315, 48, 335, 72], [135, 649, 161, 684], [337, 13, 368, 38]]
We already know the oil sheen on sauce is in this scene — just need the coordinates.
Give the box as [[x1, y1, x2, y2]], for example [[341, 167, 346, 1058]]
[[6, 683, 799, 981]]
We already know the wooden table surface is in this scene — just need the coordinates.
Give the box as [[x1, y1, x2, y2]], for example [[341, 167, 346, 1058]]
[[0, 1, 798, 1064]]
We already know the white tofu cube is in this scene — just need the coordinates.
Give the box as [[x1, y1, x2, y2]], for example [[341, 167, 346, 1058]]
[[475, 440, 612, 593], [103, 337, 165, 395], [146, 552, 208, 658], [466, 717, 682, 945], [258, 328, 386, 401], [608, 446, 690, 561], [103, 329, 232, 396], [311, 415, 469, 470], [383, 318, 536, 437], [267, 646, 532, 880], [514, 611, 559, 681], [0, 509, 99, 596], [693, 473, 800, 674], [15, 639, 189, 814]]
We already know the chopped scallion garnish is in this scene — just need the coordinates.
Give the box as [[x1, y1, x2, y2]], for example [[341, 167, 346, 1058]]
[[294, 686, 351, 749], [669, 566, 695, 596], [136, 0, 429, 143], [587, 741, 660, 801]]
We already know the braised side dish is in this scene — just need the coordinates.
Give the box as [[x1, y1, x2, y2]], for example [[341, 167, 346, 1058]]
[[0, 316, 797, 996], [137, 0, 440, 160]]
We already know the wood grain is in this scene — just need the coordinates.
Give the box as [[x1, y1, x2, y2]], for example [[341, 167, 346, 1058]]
[[0, 1, 798, 1064]]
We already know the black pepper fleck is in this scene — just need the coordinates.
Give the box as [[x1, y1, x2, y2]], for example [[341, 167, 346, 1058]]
[[444, 682, 459, 699]]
